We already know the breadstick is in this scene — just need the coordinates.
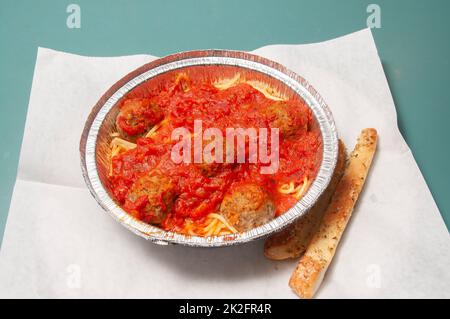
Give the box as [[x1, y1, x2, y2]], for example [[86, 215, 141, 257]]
[[264, 140, 347, 260], [289, 128, 378, 298]]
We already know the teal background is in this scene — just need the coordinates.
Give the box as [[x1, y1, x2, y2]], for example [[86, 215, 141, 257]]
[[0, 0, 449, 243]]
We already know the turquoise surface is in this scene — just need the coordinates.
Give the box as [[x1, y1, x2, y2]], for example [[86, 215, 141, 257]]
[[0, 0, 449, 243]]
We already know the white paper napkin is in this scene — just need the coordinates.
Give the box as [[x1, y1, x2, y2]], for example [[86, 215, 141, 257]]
[[0, 29, 449, 298]]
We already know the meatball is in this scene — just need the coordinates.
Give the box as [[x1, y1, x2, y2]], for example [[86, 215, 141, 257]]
[[116, 98, 164, 138], [264, 102, 307, 138], [197, 137, 234, 177], [127, 171, 176, 225], [219, 183, 275, 232]]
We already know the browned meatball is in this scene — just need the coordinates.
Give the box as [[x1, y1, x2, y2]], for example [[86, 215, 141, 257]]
[[219, 183, 275, 232], [116, 98, 164, 138], [197, 137, 235, 177], [127, 171, 176, 225], [264, 102, 307, 138]]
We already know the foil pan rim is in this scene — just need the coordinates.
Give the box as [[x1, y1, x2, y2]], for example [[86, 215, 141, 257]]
[[80, 50, 338, 247]]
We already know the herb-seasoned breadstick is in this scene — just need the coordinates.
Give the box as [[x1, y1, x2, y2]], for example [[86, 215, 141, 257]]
[[289, 128, 378, 298], [264, 140, 347, 260]]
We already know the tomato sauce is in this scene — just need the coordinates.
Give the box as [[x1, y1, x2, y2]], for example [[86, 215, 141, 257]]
[[108, 68, 322, 232]]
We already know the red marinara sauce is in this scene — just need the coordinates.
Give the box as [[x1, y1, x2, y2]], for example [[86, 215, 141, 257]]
[[108, 68, 322, 233]]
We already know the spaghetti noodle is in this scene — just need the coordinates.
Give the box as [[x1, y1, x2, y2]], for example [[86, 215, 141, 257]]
[[184, 213, 238, 236], [214, 73, 287, 101]]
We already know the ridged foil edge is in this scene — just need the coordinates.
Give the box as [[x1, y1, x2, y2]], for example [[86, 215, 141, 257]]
[[80, 50, 338, 247]]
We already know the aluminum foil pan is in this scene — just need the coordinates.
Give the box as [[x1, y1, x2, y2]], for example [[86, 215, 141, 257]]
[[80, 50, 338, 247]]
